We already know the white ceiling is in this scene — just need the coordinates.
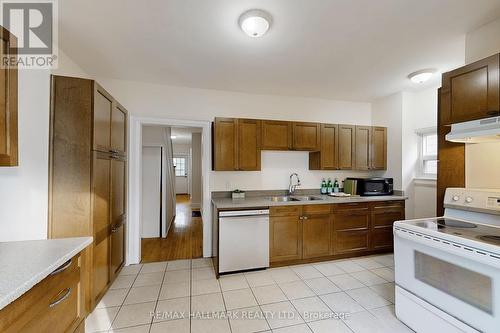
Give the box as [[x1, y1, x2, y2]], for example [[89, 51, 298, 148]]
[[171, 127, 202, 144], [59, 0, 500, 101]]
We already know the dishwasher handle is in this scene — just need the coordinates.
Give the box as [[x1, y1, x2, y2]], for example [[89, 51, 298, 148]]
[[219, 209, 269, 217]]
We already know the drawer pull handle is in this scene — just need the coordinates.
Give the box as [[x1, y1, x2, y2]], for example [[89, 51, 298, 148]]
[[49, 288, 72, 308], [50, 259, 72, 276]]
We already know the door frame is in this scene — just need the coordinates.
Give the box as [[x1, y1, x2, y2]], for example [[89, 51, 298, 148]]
[[128, 116, 211, 265]]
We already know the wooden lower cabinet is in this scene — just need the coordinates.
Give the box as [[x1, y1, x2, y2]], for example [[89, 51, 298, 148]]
[[332, 203, 370, 255], [302, 205, 331, 259], [270, 206, 302, 262], [370, 201, 405, 250], [0, 253, 86, 333], [269, 200, 405, 265]]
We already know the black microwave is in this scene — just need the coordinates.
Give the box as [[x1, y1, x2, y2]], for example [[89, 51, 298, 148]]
[[344, 177, 394, 196]]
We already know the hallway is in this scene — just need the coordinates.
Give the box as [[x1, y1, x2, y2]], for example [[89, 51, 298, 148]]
[[141, 195, 203, 263]]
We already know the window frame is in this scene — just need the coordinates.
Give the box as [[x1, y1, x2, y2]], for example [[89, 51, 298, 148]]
[[173, 157, 187, 177], [416, 127, 438, 179]]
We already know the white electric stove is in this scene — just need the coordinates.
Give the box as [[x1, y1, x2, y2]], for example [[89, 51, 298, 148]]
[[394, 188, 500, 333]]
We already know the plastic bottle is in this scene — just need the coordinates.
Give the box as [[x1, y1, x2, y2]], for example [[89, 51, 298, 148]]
[[320, 178, 327, 194], [327, 178, 333, 194]]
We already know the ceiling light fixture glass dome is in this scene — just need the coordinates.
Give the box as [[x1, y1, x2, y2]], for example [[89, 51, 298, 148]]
[[408, 69, 436, 84], [239, 9, 272, 38]]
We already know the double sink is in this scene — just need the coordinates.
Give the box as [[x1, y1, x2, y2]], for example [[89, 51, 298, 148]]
[[268, 195, 325, 202]]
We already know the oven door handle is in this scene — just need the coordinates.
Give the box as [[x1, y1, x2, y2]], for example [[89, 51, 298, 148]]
[[394, 228, 500, 268]]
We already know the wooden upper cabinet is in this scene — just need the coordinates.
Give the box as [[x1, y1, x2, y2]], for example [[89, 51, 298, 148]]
[[309, 124, 339, 170], [93, 84, 113, 153], [111, 103, 127, 155], [354, 126, 371, 170], [0, 27, 17, 167], [261, 120, 292, 150], [338, 125, 355, 170], [292, 122, 320, 151], [213, 118, 238, 171], [371, 127, 387, 170], [441, 53, 500, 125], [238, 119, 261, 171]]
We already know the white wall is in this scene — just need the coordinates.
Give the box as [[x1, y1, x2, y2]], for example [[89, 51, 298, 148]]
[[402, 88, 438, 218], [465, 18, 500, 64], [464, 18, 500, 189], [0, 69, 51, 241], [371, 92, 404, 190], [96, 77, 373, 190], [371, 88, 438, 219]]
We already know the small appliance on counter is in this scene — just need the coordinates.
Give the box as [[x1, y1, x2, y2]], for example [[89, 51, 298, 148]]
[[231, 189, 245, 199], [344, 177, 393, 196]]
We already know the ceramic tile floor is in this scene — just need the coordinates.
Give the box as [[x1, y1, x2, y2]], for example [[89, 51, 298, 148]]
[[85, 254, 414, 333]]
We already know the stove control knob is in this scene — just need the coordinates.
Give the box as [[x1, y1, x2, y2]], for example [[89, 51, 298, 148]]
[[452, 195, 460, 202], [466, 197, 473, 203]]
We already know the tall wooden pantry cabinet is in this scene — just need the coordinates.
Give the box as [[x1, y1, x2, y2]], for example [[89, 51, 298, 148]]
[[48, 75, 127, 310]]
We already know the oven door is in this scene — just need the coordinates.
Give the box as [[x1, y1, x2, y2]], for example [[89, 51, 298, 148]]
[[394, 229, 500, 332]]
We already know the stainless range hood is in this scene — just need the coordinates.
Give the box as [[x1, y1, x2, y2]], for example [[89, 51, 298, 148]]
[[446, 116, 500, 143]]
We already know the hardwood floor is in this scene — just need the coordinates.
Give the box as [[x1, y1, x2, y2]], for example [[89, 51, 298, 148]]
[[141, 194, 203, 263]]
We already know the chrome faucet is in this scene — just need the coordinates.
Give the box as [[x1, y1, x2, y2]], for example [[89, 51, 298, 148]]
[[288, 173, 301, 195]]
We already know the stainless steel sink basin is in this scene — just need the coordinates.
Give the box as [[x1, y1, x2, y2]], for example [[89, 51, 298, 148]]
[[267, 196, 299, 202], [292, 196, 325, 201]]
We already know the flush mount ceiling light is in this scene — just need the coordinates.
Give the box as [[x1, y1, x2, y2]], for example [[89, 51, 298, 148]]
[[170, 135, 177, 139], [238, 9, 272, 38], [408, 69, 436, 84]]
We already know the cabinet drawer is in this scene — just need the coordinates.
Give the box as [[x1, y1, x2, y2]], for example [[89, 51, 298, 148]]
[[302, 204, 331, 216], [270, 205, 301, 217], [0, 255, 82, 333], [370, 200, 404, 209], [333, 230, 369, 254], [332, 202, 369, 211], [333, 212, 369, 231]]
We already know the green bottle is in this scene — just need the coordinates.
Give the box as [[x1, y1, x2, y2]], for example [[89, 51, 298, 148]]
[[327, 178, 333, 194], [321, 178, 327, 194], [333, 178, 340, 193]]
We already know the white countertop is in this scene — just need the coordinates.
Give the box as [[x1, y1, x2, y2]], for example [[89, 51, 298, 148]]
[[212, 194, 407, 210], [0, 237, 93, 311]]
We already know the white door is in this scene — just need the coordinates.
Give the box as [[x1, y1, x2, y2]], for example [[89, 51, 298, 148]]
[[173, 155, 189, 194], [142, 147, 162, 238]]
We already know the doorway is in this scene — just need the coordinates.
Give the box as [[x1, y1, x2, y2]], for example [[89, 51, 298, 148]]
[[139, 124, 205, 263]]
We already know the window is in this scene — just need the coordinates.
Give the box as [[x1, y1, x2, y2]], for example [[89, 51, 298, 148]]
[[417, 128, 438, 178], [173, 157, 187, 177]]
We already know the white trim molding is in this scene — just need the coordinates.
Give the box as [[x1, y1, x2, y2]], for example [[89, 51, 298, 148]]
[[127, 116, 212, 265]]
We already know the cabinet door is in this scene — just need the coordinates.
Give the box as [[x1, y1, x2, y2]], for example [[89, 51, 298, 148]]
[[0, 27, 17, 166], [270, 213, 302, 262], [441, 54, 500, 125], [302, 214, 331, 259], [292, 122, 320, 151], [213, 118, 238, 171], [238, 119, 261, 171], [111, 103, 127, 155], [370, 201, 405, 250], [111, 157, 126, 225], [370, 127, 387, 170], [261, 120, 292, 150], [110, 222, 124, 280], [338, 125, 354, 170], [91, 152, 111, 302], [93, 84, 113, 153], [354, 126, 371, 170]]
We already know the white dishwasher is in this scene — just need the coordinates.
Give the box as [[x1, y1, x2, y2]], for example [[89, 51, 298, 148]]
[[219, 209, 270, 273]]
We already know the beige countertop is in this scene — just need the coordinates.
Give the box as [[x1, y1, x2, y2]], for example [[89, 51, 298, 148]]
[[212, 194, 407, 210]]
